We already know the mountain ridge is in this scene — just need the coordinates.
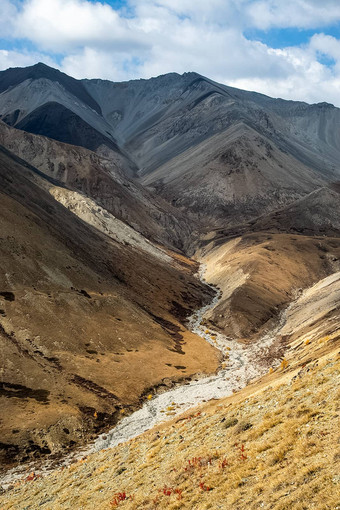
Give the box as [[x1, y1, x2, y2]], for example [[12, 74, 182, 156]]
[[0, 62, 339, 492], [0, 140, 219, 466]]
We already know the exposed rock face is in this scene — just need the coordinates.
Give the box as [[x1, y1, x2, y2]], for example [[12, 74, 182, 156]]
[[140, 123, 327, 228], [0, 121, 195, 250], [0, 64, 339, 230], [0, 62, 101, 112]]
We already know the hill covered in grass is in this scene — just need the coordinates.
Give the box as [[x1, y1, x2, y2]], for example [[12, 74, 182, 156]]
[[1, 321, 338, 509]]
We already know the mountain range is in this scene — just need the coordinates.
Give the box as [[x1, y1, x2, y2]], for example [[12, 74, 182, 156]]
[[0, 62, 339, 483], [1, 62, 339, 233]]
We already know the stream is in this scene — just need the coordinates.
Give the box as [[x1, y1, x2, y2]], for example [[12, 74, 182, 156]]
[[0, 264, 282, 487], [90, 264, 281, 452]]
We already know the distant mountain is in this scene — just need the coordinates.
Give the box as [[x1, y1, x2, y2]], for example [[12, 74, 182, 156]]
[[141, 122, 327, 228], [0, 62, 101, 112], [0, 62, 340, 475], [1, 63, 339, 230], [0, 63, 135, 175]]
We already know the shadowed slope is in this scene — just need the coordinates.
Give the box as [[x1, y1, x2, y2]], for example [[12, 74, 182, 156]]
[[0, 121, 195, 250], [16, 102, 120, 154]]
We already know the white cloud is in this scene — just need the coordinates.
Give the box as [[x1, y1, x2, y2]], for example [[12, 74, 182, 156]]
[[0, 49, 55, 70], [0, 0, 18, 38], [228, 42, 340, 105], [0, 0, 340, 105], [15, 0, 146, 52], [61, 47, 137, 81], [310, 34, 340, 64], [246, 0, 340, 29]]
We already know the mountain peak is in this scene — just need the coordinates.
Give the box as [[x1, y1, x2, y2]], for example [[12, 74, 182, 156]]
[[32, 61, 52, 69], [0, 62, 102, 114]]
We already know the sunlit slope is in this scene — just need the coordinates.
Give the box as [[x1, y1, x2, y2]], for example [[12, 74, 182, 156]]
[[197, 233, 340, 340], [0, 145, 219, 467], [1, 287, 338, 509]]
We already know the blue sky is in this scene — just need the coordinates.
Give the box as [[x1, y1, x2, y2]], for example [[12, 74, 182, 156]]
[[1, 0, 340, 105], [245, 24, 340, 49]]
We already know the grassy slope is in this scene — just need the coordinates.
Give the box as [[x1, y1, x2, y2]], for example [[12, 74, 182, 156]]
[[198, 233, 340, 340], [0, 147, 219, 467], [1, 329, 338, 509]]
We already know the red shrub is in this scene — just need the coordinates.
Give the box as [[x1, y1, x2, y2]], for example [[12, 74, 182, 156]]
[[25, 472, 41, 482], [219, 458, 229, 469], [174, 488, 183, 500], [185, 456, 213, 471], [199, 481, 212, 491], [110, 492, 127, 507]]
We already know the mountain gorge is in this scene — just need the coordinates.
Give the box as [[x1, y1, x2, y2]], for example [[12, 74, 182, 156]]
[[0, 63, 339, 508]]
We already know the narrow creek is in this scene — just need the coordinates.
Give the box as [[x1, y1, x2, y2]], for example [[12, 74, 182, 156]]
[[0, 264, 282, 487], [89, 264, 281, 452]]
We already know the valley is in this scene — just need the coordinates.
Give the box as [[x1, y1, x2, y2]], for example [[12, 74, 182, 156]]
[[0, 63, 339, 509]]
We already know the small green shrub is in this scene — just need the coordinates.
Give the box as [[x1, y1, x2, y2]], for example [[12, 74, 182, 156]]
[[224, 418, 239, 429], [235, 421, 253, 434]]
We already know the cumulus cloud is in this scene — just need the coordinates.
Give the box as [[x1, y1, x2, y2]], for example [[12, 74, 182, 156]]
[[246, 0, 340, 30], [0, 0, 340, 105], [0, 0, 18, 38], [228, 40, 340, 106], [61, 47, 140, 81], [310, 34, 340, 64], [15, 0, 146, 52], [0, 49, 56, 70]]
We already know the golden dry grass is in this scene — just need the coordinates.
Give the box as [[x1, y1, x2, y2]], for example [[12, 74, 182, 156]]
[[0, 148, 219, 463], [1, 344, 339, 510], [199, 233, 340, 341]]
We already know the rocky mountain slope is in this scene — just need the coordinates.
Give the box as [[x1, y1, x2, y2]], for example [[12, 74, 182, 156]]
[[141, 123, 328, 228], [0, 121, 195, 250], [0, 64, 339, 505], [1, 63, 339, 230], [0, 143, 219, 467]]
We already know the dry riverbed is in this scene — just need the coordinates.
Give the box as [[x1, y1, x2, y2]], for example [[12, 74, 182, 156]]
[[0, 265, 284, 489]]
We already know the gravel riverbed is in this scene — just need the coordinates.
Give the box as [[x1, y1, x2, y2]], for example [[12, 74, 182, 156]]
[[0, 265, 281, 488]]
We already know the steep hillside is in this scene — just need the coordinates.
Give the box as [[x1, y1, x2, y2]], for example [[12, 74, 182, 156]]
[[0, 62, 101, 113], [0, 121, 195, 249], [141, 123, 326, 227], [0, 64, 134, 171], [16, 102, 122, 154], [1, 288, 338, 509], [1, 64, 340, 230], [196, 233, 340, 340], [0, 64, 339, 506], [0, 145, 219, 468], [83, 72, 340, 178], [248, 186, 340, 236]]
